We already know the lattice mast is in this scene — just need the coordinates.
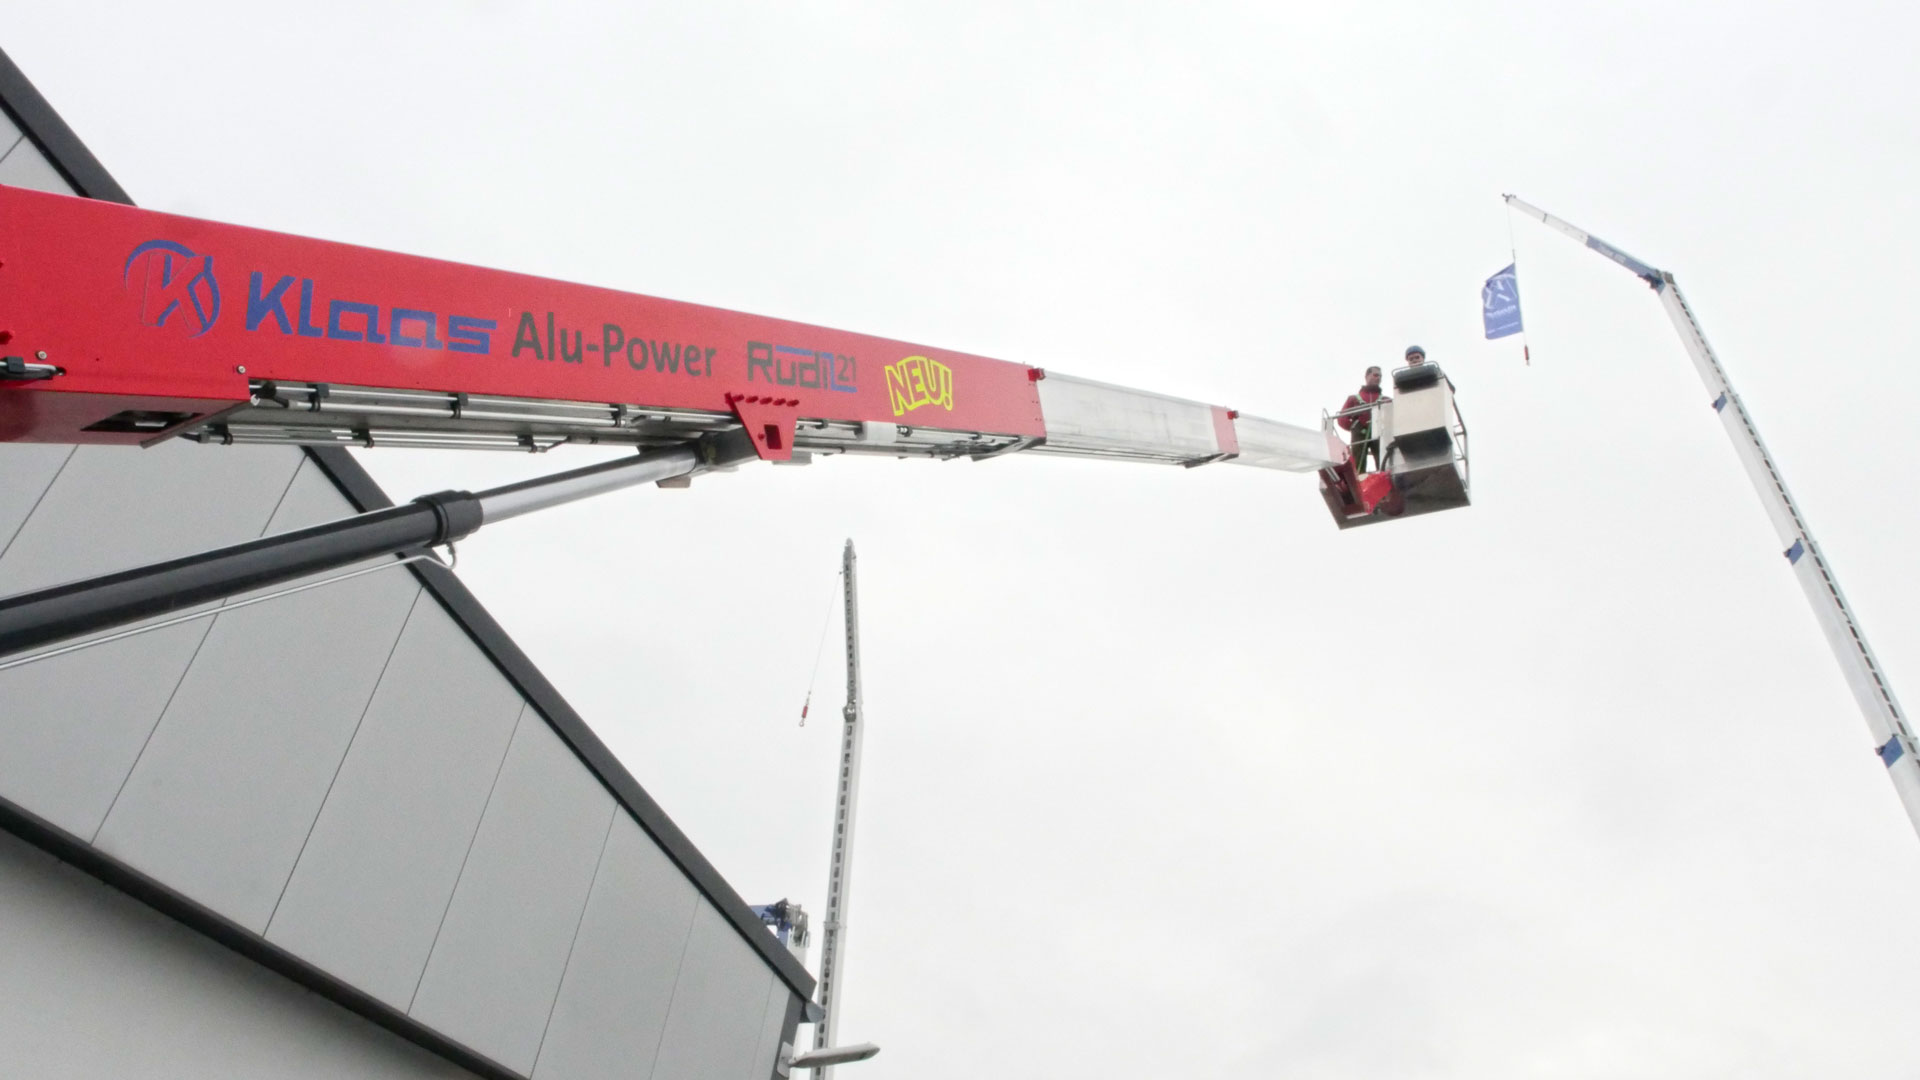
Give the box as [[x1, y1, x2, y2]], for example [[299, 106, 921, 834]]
[[812, 539, 866, 1077]]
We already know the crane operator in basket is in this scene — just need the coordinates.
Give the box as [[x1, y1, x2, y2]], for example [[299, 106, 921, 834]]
[[1401, 343, 1451, 384]]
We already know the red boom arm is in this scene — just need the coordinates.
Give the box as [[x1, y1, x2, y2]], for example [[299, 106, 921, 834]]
[[0, 186, 1042, 455]]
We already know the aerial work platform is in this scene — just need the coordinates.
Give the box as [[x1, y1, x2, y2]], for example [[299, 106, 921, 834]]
[[1317, 363, 1471, 529]]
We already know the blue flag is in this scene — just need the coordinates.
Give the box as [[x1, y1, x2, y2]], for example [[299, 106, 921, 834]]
[[1482, 263, 1523, 340]]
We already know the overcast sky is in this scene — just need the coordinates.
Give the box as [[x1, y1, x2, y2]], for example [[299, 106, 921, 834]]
[[11, 3, 1920, 1076]]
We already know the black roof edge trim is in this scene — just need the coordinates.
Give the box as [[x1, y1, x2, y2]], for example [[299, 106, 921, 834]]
[[305, 445, 818, 1000], [0, 45, 133, 204], [0, 793, 522, 1080]]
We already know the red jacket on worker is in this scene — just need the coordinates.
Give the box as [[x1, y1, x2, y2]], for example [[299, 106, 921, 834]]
[[1338, 386, 1383, 431]]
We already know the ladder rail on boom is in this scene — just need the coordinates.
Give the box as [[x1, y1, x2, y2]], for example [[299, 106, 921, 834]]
[[1506, 194, 1920, 840]]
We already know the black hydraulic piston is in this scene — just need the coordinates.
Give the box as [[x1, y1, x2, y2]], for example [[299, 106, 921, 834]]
[[0, 432, 752, 659]]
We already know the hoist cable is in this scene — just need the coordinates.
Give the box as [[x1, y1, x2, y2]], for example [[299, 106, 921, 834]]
[[797, 566, 841, 726]]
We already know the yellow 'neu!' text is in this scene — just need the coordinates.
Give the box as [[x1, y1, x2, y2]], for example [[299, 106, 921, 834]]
[[884, 355, 954, 416]]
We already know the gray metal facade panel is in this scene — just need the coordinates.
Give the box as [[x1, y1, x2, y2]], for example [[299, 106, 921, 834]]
[[265, 601, 528, 1011], [749, 977, 795, 1080], [0, 444, 72, 558], [408, 717, 618, 1074], [308, 449, 817, 1008], [0, 443, 304, 838], [0, 137, 72, 193], [254, 454, 370, 534], [0, 52, 818, 1077], [0, 828, 476, 1080], [0, 442, 303, 594], [649, 900, 780, 1080], [531, 816, 702, 1080], [90, 462, 424, 931], [0, 618, 216, 837]]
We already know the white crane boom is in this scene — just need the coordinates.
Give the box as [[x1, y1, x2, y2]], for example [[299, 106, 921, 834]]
[[1506, 195, 1920, 839]]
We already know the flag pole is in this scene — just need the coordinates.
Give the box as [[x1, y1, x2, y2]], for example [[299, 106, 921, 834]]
[[1504, 202, 1531, 365]]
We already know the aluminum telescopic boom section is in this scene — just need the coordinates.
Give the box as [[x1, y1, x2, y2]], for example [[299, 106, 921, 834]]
[[811, 539, 866, 1077], [1506, 195, 1920, 838]]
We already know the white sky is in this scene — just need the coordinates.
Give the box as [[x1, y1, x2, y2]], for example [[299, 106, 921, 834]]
[[10, 3, 1920, 1076]]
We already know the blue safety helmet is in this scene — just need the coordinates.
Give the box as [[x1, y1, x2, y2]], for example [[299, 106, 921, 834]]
[[1405, 344, 1425, 360]]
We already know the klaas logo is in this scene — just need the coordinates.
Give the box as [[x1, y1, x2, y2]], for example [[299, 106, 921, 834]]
[[124, 240, 221, 338]]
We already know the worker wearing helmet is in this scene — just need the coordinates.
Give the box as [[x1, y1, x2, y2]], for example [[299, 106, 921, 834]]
[[1398, 343, 1450, 387], [1338, 365, 1387, 472]]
